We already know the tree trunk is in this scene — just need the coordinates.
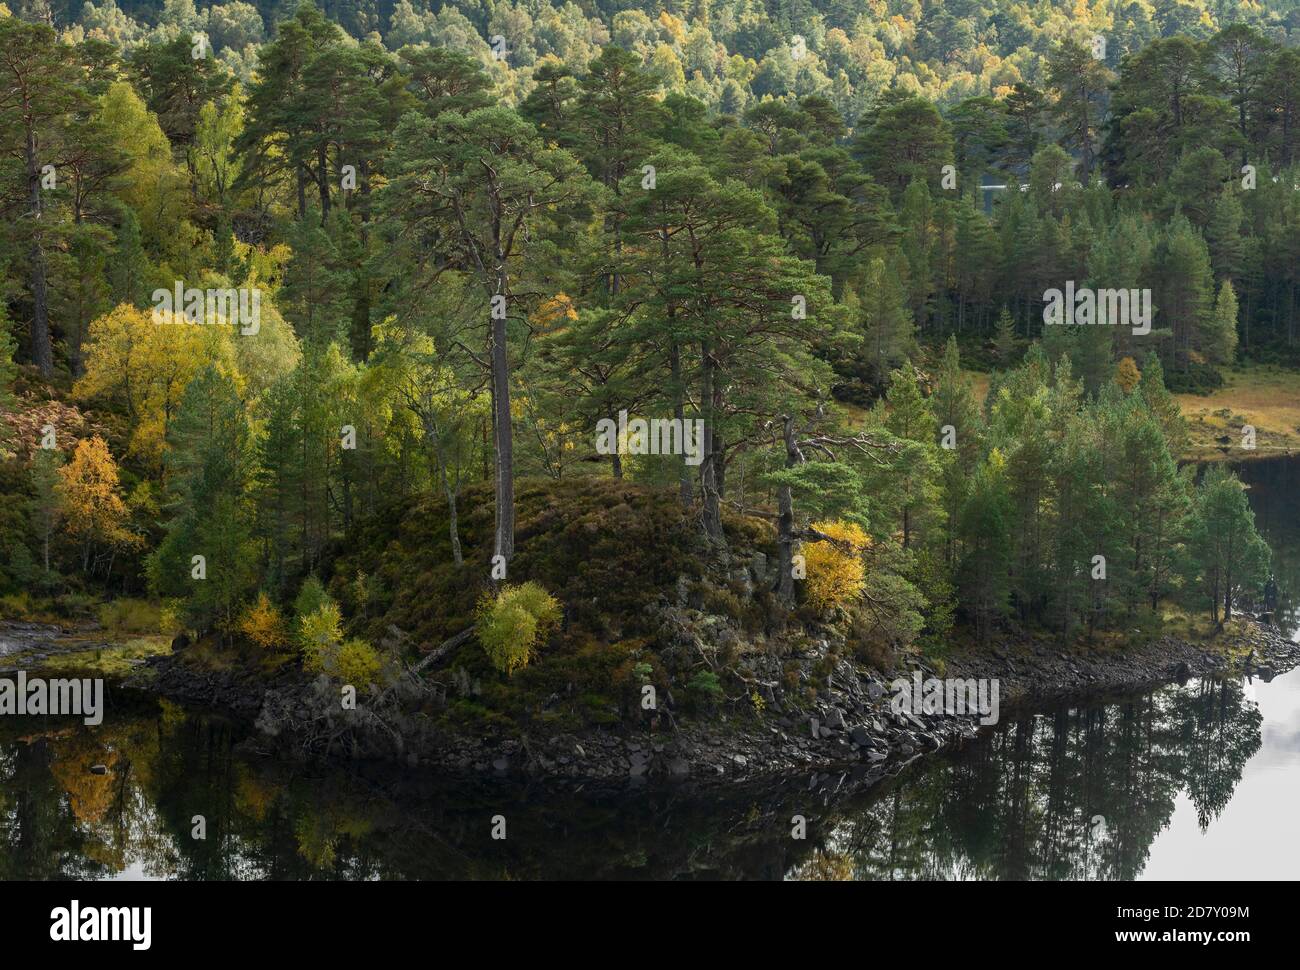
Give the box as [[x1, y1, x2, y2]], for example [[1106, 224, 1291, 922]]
[[446, 488, 463, 566], [490, 285, 515, 565], [699, 341, 722, 538], [775, 416, 798, 603], [25, 126, 52, 375], [670, 340, 692, 508], [317, 141, 331, 219]]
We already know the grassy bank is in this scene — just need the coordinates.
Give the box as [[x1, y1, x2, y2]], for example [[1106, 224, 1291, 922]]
[[959, 364, 1299, 463], [1176, 365, 1300, 462]]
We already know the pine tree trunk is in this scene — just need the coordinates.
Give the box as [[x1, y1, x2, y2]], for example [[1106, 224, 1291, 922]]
[[317, 141, 331, 219], [26, 126, 52, 375], [700, 341, 722, 538], [491, 284, 515, 565], [775, 416, 797, 603]]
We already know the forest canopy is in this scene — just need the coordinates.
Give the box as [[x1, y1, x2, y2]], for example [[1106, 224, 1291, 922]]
[[0, 0, 1285, 696]]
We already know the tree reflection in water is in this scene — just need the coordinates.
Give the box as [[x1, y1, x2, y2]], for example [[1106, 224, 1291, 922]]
[[0, 672, 1269, 881]]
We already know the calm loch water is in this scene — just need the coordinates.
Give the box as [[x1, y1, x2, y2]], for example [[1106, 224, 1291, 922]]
[[1, 457, 1297, 881]]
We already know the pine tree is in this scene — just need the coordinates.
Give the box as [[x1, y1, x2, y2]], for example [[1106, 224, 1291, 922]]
[[1185, 465, 1269, 625], [0, 19, 97, 375], [898, 180, 935, 332], [1158, 217, 1216, 372], [149, 365, 256, 633], [957, 448, 1014, 643], [1205, 187, 1245, 281], [994, 308, 1017, 365], [108, 209, 150, 309], [881, 361, 941, 550], [1204, 279, 1240, 365], [279, 211, 352, 346], [852, 256, 914, 387], [379, 105, 597, 563]]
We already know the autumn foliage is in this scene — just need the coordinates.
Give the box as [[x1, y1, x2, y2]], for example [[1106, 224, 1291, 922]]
[[239, 592, 290, 650], [803, 520, 870, 612], [56, 436, 139, 571]]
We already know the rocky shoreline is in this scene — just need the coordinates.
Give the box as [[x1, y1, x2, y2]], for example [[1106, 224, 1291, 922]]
[[129, 616, 1300, 795]]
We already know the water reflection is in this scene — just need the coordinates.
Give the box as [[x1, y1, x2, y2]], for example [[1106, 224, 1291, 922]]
[[1235, 458, 1300, 640], [813, 676, 1267, 881], [2, 457, 1295, 881], [1, 669, 1292, 880]]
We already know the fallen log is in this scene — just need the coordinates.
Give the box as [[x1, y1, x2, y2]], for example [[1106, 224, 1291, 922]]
[[411, 624, 478, 674]]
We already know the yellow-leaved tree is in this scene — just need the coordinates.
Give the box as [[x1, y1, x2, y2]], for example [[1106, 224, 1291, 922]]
[[803, 519, 870, 612], [74, 304, 240, 467], [1115, 356, 1140, 393], [97, 81, 192, 261], [56, 436, 139, 574], [239, 592, 290, 650]]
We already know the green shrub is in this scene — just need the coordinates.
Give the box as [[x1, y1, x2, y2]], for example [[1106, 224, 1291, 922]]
[[476, 581, 562, 675], [1163, 361, 1224, 395], [294, 576, 330, 620], [98, 598, 162, 636], [686, 670, 724, 711], [0, 591, 35, 620]]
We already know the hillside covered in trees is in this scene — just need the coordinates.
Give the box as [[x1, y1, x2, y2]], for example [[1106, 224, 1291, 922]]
[[0, 0, 1286, 736]]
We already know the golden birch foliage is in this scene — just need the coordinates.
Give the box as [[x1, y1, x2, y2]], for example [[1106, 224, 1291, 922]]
[[74, 304, 240, 464], [1115, 356, 1140, 393], [334, 639, 382, 689], [476, 581, 562, 675], [803, 519, 870, 611], [56, 435, 136, 553], [97, 81, 190, 255], [239, 592, 290, 650]]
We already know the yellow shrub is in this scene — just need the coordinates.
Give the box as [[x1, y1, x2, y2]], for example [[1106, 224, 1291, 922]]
[[476, 581, 562, 675], [803, 520, 870, 611], [298, 602, 343, 670], [335, 638, 382, 690], [239, 593, 290, 650], [1115, 356, 1140, 392], [158, 599, 184, 636]]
